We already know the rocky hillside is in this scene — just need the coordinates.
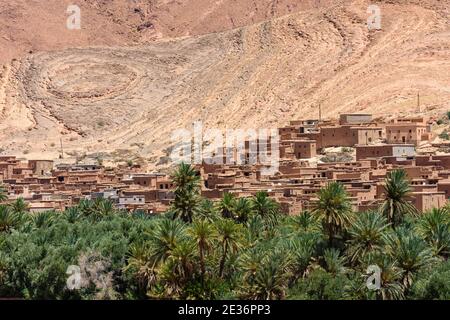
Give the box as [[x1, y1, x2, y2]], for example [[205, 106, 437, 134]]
[[0, 0, 449, 166]]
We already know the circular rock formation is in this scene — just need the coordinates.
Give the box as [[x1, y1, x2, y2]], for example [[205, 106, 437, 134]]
[[47, 63, 138, 101], [0, 0, 449, 164]]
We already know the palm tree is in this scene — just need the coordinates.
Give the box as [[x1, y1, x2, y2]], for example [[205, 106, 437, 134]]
[[233, 198, 253, 223], [241, 252, 290, 300], [251, 191, 279, 228], [171, 162, 201, 192], [168, 239, 197, 282], [344, 272, 375, 300], [347, 211, 390, 264], [217, 192, 236, 219], [172, 188, 201, 223], [63, 207, 81, 223], [196, 199, 219, 222], [171, 163, 201, 223], [244, 214, 266, 244], [287, 234, 318, 281], [323, 248, 347, 275], [416, 207, 450, 258], [380, 169, 417, 227], [188, 220, 215, 282], [0, 185, 8, 202], [124, 242, 157, 296], [312, 182, 353, 247], [32, 210, 55, 228], [77, 199, 95, 217], [288, 211, 322, 234], [364, 254, 405, 300], [239, 245, 266, 284], [386, 228, 436, 290], [10, 197, 29, 214], [148, 218, 187, 266], [94, 199, 115, 217], [0, 205, 19, 232], [153, 239, 197, 299], [216, 219, 241, 277]]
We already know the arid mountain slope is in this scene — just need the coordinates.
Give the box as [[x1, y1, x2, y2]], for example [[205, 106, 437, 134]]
[[0, 0, 331, 64], [0, 0, 449, 166]]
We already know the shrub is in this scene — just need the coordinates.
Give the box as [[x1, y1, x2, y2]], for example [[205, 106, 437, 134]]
[[439, 131, 449, 140], [287, 269, 351, 300]]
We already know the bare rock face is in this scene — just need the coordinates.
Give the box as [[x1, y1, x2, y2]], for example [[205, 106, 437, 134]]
[[0, 0, 331, 64], [0, 0, 449, 165]]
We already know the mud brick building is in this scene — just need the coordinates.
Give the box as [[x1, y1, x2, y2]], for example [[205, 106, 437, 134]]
[[385, 117, 433, 145], [0, 114, 448, 214], [280, 140, 317, 159], [317, 124, 384, 149], [356, 144, 416, 160], [279, 113, 384, 151]]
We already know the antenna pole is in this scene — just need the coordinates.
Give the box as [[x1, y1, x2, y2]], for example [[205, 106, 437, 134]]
[[60, 138, 64, 159], [319, 104, 322, 122], [417, 92, 421, 112]]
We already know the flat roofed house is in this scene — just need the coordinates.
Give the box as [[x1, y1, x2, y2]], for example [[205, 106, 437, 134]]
[[119, 195, 145, 205], [28, 160, 54, 176], [339, 113, 372, 125], [356, 144, 415, 160], [318, 125, 383, 149], [385, 117, 431, 145], [292, 140, 317, 159], [413, 191, 447, 212]]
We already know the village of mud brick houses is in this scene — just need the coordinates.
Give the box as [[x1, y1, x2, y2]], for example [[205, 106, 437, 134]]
[[2, 113, 450, 215]]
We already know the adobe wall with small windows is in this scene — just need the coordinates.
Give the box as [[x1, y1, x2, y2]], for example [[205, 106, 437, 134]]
[[292, 140, 316, 159], [385, 123, 429, 145], [355, 144, 415, 160], [413, 192, 447, 212]]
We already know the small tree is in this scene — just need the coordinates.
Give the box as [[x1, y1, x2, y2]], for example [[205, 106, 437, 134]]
[[217, 193, 236, 219], [380, 169, 417, 228], [312, 182, 353, 247], [216, 219, 241, 278], [0, 185, 8, 203], [188, 220, 215, 282], [171, 162, 201, 223], [346, 211, 389, 264], [439, 130, 449, 140]]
